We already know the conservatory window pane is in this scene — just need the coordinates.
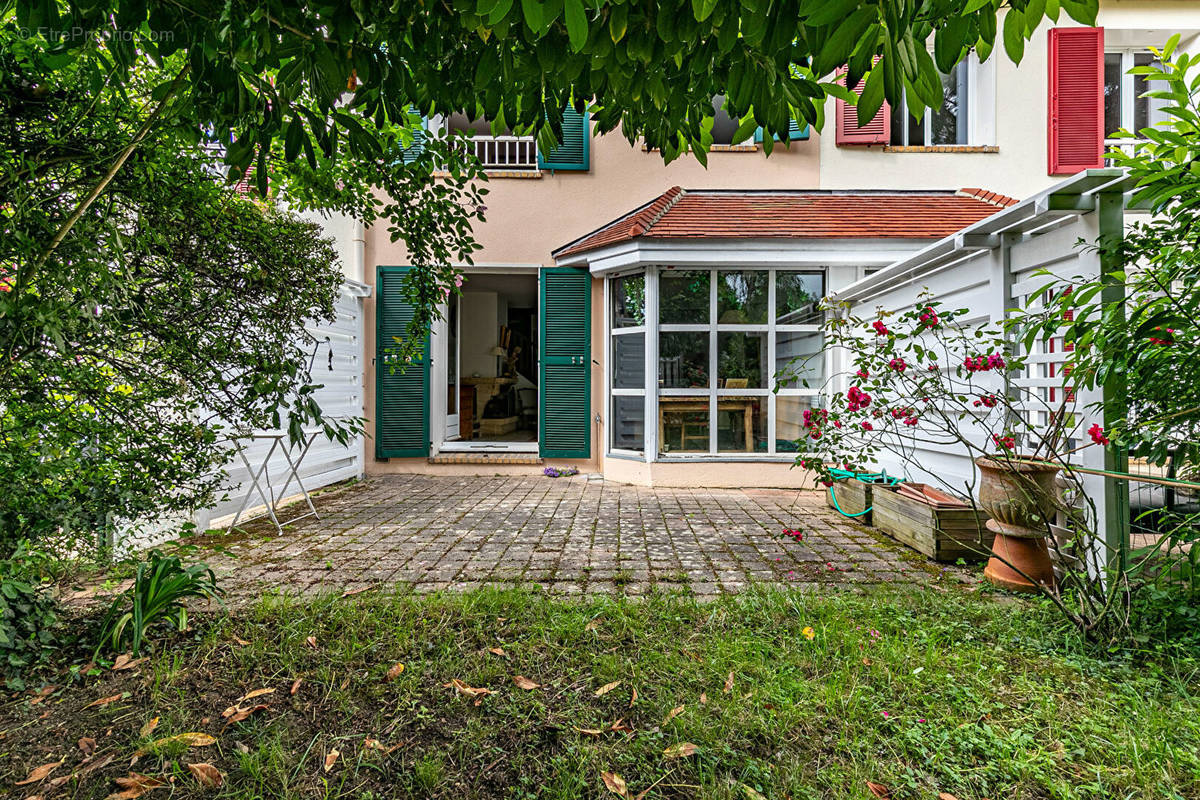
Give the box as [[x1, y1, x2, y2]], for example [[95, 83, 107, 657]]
[[718, 332, 768, 389], [717, 396, 767, 453], [776, 395, 819, 453], [775, 272, 824, 325], [659, 398, 710, 453], [659, 332, 709, 389], [612, 332, 645, 389], [612, 274, 646, 328], [775, 331, 825, 389], [717, 270, 769, 324], [611, 396, 645, 452], [660, 270, 710, 324]]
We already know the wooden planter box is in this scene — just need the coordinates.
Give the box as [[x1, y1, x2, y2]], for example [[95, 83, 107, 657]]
[[872, 483, 993, 562], [825, 478, 875, 524]]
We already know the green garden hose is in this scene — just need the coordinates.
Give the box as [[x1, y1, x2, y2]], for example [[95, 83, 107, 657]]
[[826, 468, 903, 519]]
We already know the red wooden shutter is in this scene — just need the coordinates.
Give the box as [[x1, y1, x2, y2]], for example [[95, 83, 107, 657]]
[[835, 69, 890, 146], [1048, 27, 1105, 175]]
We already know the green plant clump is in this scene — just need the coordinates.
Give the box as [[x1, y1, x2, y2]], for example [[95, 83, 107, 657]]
[[96, 550, 224, 657], [0, 542, 58, 689]]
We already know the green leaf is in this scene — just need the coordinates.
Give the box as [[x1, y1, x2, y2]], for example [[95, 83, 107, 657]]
[[857, 65, 886, 125], [691, 0, 719, 23], [608, 4, 627, 42], [1060, 0, 1098, 25], [1002, 7, 1026, 63], [564, 0, 588, 51], [520, 0, 542, 31], [814, 7, 876, 75]]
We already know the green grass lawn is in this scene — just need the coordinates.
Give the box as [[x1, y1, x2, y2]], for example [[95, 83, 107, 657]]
[[3, 586, 1198, 799]]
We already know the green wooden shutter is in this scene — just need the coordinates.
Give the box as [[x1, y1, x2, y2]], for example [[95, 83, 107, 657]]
[[539, 267, 591, 458], [754, 119, 810, 142], [537, 108, 590, 171], [400, 114, 428, 164], [375, 266, 430, 457]]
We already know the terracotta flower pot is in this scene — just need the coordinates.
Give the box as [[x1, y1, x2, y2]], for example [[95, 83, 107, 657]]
[[975, 456, 1060, 592]]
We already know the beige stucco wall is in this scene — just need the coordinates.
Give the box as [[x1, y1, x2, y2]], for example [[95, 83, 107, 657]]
[[601, 455, 819, 489], [818, 1, 1200, 198], [368, 132, 819, 268]]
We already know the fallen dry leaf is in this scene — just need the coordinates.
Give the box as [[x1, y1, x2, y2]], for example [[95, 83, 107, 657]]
[[304, 635, 318, 649], [341, 586, 371, 598], [139, 717, 159, 738], [444, 679, 494, 705], [14, 759, 63, 786], [662, 742, 699, 759], [585, 619, 600, 632], [594, 680, 621, 697], [231, 636, 251, 647], [364, 738, 386, 752], [112, 654, 146, 671], [863, 657, 873, 666], [186, 763, 223, 788], [84, 693, 125, 709], [488, 647, 507, 658], [79, 737, 97, 755], [629, 687, 637, 708], [72, 752, 116, 779], [663, 705, 685, 725], [385, 662, 405, 681], [236, 688, 275, 703], [223, 704, 269, 725], [610, 718, 633, 733], [699, 692, 708, 705], [105, 772, 165, 800], [724, 671, 734, 693], [323, 749, 340, 772], [601, 771, 629, 797], [739, 784, 768, 800], [574, 727, 603, 736], [290, 678, 303, 695], [937, 794, 960, 800], [866, 781, 891, 798], [512, 675, 540, 690], [136, 732, 216, 756]]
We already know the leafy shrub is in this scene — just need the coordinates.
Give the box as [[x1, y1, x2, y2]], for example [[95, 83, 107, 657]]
[[0, 542, 59, 689], [97, 550, 224, 657]]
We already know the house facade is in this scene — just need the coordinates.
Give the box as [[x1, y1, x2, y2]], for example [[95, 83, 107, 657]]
[[356, 3, 1199, 488]]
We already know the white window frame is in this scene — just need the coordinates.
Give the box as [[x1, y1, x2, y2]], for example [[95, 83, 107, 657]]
[[1104, 48, 1164, 149], [889, 53, 991, 147], [607, 269, 649, 457], [605, 266, 825, 462]]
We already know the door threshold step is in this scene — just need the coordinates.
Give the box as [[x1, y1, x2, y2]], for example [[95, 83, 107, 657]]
[[429, 453, 544, 466]]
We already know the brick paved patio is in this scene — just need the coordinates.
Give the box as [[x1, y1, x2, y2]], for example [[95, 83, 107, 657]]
[[205, 475, 967, 599]]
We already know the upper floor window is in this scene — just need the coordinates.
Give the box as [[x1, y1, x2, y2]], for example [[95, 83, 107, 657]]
[[710, 95, 752, 146], [1104, 50, 1168, 143], [436, 108, 591, 172], [889, 60, 970, 146], [444, 113, 539, 170], [836, 53, 991, 148]]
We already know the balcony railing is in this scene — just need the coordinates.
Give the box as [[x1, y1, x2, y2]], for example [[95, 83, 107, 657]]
[[460, 135, 539, 170]]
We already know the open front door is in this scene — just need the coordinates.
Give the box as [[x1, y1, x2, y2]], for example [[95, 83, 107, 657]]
[[539, 267, 591, 459], [375, 266, 430, 457]]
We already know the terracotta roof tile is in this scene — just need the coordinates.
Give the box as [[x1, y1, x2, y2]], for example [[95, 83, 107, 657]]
[[554, 188, 1014, 260]]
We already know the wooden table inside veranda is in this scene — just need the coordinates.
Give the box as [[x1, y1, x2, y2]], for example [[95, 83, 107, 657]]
[[657, 396, 757, 451]]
